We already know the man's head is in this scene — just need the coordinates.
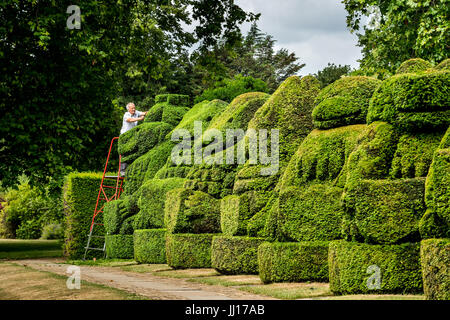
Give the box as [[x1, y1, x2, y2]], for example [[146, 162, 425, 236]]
[[126, 102, 136, 115]]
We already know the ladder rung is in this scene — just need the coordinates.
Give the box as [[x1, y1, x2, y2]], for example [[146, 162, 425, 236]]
[[93, 223, 104, 226], [85, 247, 105, 251], [102, 185, 118, 189], [104, 176, 124, 179]]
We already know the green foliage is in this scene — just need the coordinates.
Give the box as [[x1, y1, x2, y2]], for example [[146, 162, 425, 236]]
[[395, 58, 434, 74], [0, 0, 256, 188], [63, 172, 108, 259], [103, 194, 138, 236], [165, 233, 215, 269], [314, 63, 352, 88], [40, 223, 64, 240], [133, 229, 167, 264], [211, 236, 265, 275], [435, 59, 450, 71], [344, 178, 426, 244], [421, 127, 450, 238], [1, 175, 64, 239], [194, 75, 269, 104], [105, 235, 134, 259], [258, 242, 329, 283], [164, 189, 221, 234], [134, 178, 185, 230], [367, 70, 450, 131], [329, 240, 423, 295], [420, 239, 450, 300], [342, 0, 449, 74], [312, 76, 381, 129]]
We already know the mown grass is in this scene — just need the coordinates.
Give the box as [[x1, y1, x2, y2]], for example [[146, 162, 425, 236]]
[[0, 261, 147, 300], [0, 239, 63, 260]]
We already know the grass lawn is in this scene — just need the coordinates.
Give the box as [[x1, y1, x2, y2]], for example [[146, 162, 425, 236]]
[[0, 261, 147, 300], [0, 239, 63, 259]]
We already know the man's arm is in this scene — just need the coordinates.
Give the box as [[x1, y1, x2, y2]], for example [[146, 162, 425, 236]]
[[126, 116, 144, 123]]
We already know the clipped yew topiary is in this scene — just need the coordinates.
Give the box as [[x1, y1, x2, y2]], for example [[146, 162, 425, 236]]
[[312, 76, 381, 129], [105, 234, 134, 259], [420, 238, 450, 300], [63, 172, 108, 259], [165, 233, 215, 269], [211, 236, 265, 275], [395, 58, 433, 74], [367, 68, 450, 132], [133, 229, 167, 264], [258, 241, 329, 283], [329, 240, 423, 295]]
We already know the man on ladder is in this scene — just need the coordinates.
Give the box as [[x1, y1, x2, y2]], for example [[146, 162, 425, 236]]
[[119, 102, 147, 176]]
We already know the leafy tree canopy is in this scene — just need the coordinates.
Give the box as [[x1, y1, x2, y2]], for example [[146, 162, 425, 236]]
[[343, 0, 449, 76], [314, 63, 352, 88]]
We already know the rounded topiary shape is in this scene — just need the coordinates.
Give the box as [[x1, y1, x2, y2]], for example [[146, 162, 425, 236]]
[[395, 58, 433, 74], [435, 58, 450, 71], [312, 76, 381, 129], [367, 70, 450, 131]]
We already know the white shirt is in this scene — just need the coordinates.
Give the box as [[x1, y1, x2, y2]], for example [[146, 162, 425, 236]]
[[120, 110, 143, 135]]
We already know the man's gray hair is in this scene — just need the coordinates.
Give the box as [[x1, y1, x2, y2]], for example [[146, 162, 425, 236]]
[[126, 102, 135, 111]]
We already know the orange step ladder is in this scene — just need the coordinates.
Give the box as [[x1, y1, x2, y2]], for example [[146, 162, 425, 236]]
[[83, 137, 124, 260]]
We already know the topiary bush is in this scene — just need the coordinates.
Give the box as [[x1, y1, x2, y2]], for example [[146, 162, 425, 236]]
[[395, 58, 433, 74], [165, 233, 215, 268], [312, 76, 381, 129], [420, 238, 449, 300], [420, 127, 450, 238], [328, 240, 423, 295], [63, 172, 109, 259], [133, 178, 185, 230], [211, 236, 265, 275], [258, 241, 329, 283], [105, 234, 134, 259], [133, 229, 167, 264], [164, 188, 220, 234], [435, 58, 450, 71], [367, 70, 450, 132]]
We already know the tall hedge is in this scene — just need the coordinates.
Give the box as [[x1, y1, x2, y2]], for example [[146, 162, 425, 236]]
[[63, 172, 108, 259], [105, 234, 134, 259], [420, 239, 449, 300]]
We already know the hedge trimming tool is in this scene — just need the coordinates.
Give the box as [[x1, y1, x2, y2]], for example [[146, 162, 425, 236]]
[[84, 137, 124, 260]]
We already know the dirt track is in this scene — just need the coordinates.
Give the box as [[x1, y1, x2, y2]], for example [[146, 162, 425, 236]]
[[12, 259, 274, 300]]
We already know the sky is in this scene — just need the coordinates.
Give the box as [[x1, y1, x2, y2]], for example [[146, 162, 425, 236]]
[[235, 0, 363, 76]]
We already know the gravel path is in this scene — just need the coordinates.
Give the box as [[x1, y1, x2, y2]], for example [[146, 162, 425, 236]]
[[12, 259, 273, 300]]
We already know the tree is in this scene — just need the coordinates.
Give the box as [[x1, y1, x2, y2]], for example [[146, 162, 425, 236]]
[[190, 22, 305, 94], [0, 0, 257, 188], [343, 0, 449, 75], [314, 63, 352, 88]]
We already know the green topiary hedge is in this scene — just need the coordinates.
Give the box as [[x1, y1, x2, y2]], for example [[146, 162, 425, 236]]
[[421, 127, 450, 238], [435, 58, 450, 71], [258, 241, 329, 283], [63, 172, 108, 259], [344, 178, 426, 244], [133, 229, 167, 264], [133, 178, 185, 230], [367, 70, 450, 131], [328, 240, 423, 295], [211, 236, 265, 275], [165, 233, 215, 268], [164, 188, 220, 234], [105, 234, 134, 259], [395, 58, 433, 74], [420, 238, 449, 300], [312, 76, 381, 129]]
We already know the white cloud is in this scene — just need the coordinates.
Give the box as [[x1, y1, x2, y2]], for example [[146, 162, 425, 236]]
[[235, 0, 362, 75]]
